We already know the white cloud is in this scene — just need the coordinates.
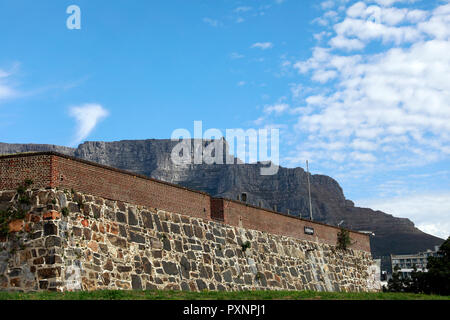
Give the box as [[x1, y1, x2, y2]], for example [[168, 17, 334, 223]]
[[290, 2, 450, 170], [357, 192, 450, 239], [203, 17, 220, 27], [418, 3, 450, 40], [264, 103, 289, 115], [290, 83, 304, 99], [230, 52, 245, 59], [314, 31, 333, 42], [313, 17, 330, 26], [69, 103, 109, 146], [331, 18, 422, 49], [312, 69, 338, 83], [0, 69, 17, 101], [0, 70, 10, 78], [321, 1, 335, 10], [0, 84, 15, 101], [251, 42, 274, 50], [234, 6, 252, 13], [254, 117, 265, 125], [323, 2, 435, 51], [351, 151, 377, 162], [329, 35, 366, 50], [372, 0, 419, 7], [351, 138, 378, 151], [294, 47, 331, 72]]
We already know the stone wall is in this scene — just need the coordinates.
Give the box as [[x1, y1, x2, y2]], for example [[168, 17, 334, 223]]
[[0, 188, 380, 292]]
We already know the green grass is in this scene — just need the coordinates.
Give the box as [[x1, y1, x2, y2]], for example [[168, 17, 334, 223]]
[[0, 290, 448, 300]]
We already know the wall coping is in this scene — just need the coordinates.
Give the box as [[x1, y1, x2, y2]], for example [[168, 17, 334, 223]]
[[0, 151, 370, 238]]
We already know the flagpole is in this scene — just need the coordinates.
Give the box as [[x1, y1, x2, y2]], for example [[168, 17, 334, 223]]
[[306, 160, 313, 221]]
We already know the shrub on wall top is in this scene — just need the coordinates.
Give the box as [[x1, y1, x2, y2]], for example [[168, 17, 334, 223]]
[[337, 227, 351, 251]]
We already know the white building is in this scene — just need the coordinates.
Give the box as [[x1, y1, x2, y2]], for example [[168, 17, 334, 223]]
[[390, 246, 440, 279]]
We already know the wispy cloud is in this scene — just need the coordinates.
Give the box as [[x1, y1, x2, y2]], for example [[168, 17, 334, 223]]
[[320, 1, 335, 10], [69, 103, 109, 146], [0, 68, 18, 101], [230, 52, 245, 59], [0, 70, 10, 78], [203, 17, 220, 27], [0, 84, 16, 101], [251, 42, 274, 50], [264, 103, 289, 115], [1, 64, 90, 105], [234, 6, 252, 13]]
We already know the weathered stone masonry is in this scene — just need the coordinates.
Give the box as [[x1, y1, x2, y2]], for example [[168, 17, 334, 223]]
[[0, 153, 380, 292]]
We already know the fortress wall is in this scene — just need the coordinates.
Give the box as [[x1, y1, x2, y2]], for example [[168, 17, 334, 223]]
[[0, 153, 371, 254], [0, 188, 380, 292]]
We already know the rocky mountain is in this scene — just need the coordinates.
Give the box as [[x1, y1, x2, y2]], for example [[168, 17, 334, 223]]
[[0, 140, 444, 265]]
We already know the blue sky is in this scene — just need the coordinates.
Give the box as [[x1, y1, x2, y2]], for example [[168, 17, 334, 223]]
[[0, 0, 449, 238]]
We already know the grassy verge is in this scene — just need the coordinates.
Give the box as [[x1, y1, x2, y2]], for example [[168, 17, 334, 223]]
[[0, 290, 448, 300]]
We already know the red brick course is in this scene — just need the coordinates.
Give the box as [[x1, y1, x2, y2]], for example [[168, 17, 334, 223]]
[[0, 152, 371, 252], [51, 156, 211, 220]]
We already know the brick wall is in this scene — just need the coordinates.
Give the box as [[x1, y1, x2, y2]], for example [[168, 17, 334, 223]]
[[0, 152, 371, 253], [0, 154, 52, 190], [51, 156, 211, 221]]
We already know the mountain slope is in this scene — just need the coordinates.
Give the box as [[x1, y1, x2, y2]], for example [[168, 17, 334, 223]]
[[0, 140, 443, 260]]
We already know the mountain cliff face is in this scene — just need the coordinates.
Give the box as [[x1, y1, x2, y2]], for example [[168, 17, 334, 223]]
[[0, 140, 443, 261]]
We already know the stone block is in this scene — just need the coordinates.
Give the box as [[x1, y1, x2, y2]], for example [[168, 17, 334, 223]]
[[8, 219, 24, 233], [43, 210, 61, 220]]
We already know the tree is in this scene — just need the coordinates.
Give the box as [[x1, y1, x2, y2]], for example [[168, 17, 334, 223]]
[[422, 236, 450, 295], [406, 265, 423, 293], [387, 265, 405, 292]]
